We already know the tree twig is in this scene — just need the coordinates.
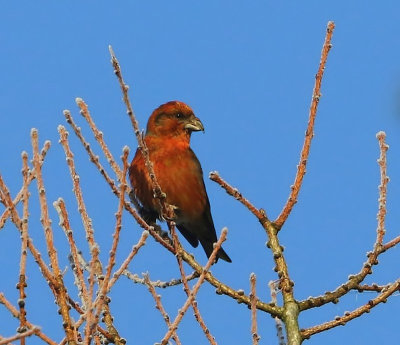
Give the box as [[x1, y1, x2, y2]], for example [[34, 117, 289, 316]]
[[31, 129, 77, 344], [54, 198, 89, 309], [209, 172, 263, 220], [250, 273, 260, 345], [76, 97, 124, 181], [170, 222, 218, 345], [143, 273, 182, 345], [17, 152, 30, 341], [269, 280, 285, 345], [0, 328, 39, 345], [356, 283, 392, 293], [92, 148, 130, 329], [108, 230, 148, 290], [0, 293, 57, 345], [301, 279, 400, 339], [0, 141, 50, 230], [275, 21, 335, 229], [298, 131, 395, 311], [160, 229, 228, 345], [122, 270, 199, 288], [375, 131, 389, 247], [108, 45, 173, 220]]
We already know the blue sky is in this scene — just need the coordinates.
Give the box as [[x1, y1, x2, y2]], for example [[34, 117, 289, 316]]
[[1, 2, 400, 344]]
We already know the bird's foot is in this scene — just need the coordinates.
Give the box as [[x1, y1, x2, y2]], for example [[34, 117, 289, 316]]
[[162, 204, 179, 221], [150, 223, 168, 238]]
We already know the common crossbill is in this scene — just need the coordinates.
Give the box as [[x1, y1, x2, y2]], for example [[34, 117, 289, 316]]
[[129, 101, 231, 262]]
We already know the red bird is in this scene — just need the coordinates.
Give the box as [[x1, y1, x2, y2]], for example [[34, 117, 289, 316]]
[[129, 101, 231, 262]]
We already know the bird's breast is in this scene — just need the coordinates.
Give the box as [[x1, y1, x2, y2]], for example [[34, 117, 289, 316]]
[[151, 148, 207, 220]]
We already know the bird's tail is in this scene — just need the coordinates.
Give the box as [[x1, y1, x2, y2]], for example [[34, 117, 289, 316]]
[[200, 240, 232, 263]]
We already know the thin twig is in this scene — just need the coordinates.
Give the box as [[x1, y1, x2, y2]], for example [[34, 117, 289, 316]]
[[76, 98, 124, 181], [54, 198, 89, 309], [209, 172, 264, 220], [0, 293, 57, 345], [356, 283, 392, 293], [275, 21, 335, 228], [301, 279, 400, 339], [170, 223, 218, 345], [143, 273, 182, 345], [57, 125, 99, 252], [109, 45, 173, 220], [0, 172, 56, 287], [0, 141, 50, 230], [108, 230, 148, 290], [0, 328, 39, 345], [298, 131, 394, 311], [375, 131, 389, 247], [31, 129, 77, 344], [250, 273, 260, 345], [58, 124, 100, 340], [160, 229, 228, 345], [123, 270, 199, 288], [269, 280, 285, 345], [63, 110, 120, 196], [17, 152, 30, 343], [382, 235, 400, 251], [92, 148, 129, 327]]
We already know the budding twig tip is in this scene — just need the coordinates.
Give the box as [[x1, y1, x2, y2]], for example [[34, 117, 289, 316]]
[[209, 171, 218, 178], [376, 131, 386, 139], [109, 45, 116, 58], [123, 145, 130, 154]]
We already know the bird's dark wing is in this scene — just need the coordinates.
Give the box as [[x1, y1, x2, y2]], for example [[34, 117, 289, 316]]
[[177, 195, 232, 263], [176, 223, 199, 248]]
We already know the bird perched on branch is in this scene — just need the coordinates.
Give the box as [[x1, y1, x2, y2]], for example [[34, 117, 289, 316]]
[[129, 101, 231, 262]]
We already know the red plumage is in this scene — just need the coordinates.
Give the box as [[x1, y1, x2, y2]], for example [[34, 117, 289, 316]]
[[129, 101, 231, 262]]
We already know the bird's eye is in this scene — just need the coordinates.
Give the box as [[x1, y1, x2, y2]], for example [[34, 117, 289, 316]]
[[176, 113, 182, 119]]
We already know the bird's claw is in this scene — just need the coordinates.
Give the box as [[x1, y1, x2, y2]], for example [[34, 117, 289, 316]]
[[162, 204, 179, 221]]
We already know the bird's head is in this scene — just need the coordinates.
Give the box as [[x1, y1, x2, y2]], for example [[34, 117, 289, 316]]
[[146, 101, 204, 138]]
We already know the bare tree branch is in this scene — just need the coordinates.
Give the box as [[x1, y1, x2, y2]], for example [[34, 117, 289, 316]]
[[0, 328, 39, 345], [301, 279, 400, 339], [31, 129, 77, 344], [0, 293, 57, 345], [17, 152, 30, 342], [0, 141, 50, 230], [269, 280, 286, 345], [250, 273, 260, 345], [160, 229, 228, 345], [143, 273, 182, 345], [170, 222, 218, 345], [275, 21, 335, 229]]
